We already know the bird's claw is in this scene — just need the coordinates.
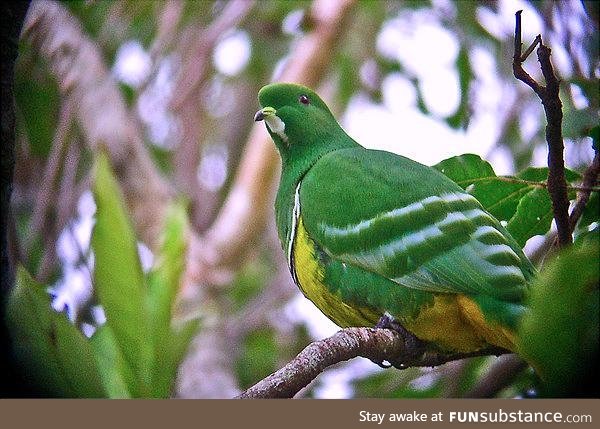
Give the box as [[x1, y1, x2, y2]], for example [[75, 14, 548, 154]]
[[374, 313, 427, 369]]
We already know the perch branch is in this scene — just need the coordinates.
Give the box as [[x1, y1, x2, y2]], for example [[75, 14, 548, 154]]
[[236, 327, 507, 399], [513, 10, 571, 248]]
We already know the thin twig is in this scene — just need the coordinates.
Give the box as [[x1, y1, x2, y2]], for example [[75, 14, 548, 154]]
[[493, 175, 599, 192], [170, 0, 255, 232], [24, 0, 172, 250], [136, 0, 185, 93], [521, 35, 541, 63], [569, 151, 600, 231], [466, 355, 528, 398], [513, 12, 543, 95], [170, 0, 255, 109], [236, 327, 507, 399], [36, 138, 82, 282], [513, 10, 571, 247], [25, 99, 74, 255]]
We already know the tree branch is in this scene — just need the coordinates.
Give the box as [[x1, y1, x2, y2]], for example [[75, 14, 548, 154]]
[[465, 354, 528, 398], [170, 0, 255, 232], [569, 150, 600, 231], [181, 0, 357, 292], [236, 327, 508, 399], [23, 0, 172, 250], [513, 10, 571, 248]]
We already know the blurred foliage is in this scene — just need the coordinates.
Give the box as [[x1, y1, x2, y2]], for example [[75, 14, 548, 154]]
[[519, 242, 599, 397], [66, 1, 159, 61], [236, 328, 280, 389], [7, 154, 199, 397], [9, 0, 599, 398], [13, 64, 59, 158], [7, 267, 106, 397], [227, 253, 274, 313]]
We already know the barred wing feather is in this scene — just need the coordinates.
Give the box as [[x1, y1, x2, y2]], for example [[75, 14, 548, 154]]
[[299, 148, 533, 304]]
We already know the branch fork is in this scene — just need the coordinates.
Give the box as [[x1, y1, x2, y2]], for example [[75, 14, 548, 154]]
[[513, 10, 572, 248]]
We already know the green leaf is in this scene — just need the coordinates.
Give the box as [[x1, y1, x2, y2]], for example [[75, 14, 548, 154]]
[[504, 168, 582, 246], [91, 151, 151, 396], [433, 154, 529, 221], [433, 154, 496, 185], [151, 318, 200, 398], [146, 199, 196, 397], [518, 242, 599, 396], [468, 180, 532, 222], [435, 155, 582, 237], [89, 326, 132, 398], [147, 200, 188, 346], [517, 166, 581, 183], [6, 267, 106, 397], [506, 188, 554, 247]]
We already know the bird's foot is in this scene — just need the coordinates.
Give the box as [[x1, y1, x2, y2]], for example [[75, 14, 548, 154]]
[[372, 313, 427, 370]]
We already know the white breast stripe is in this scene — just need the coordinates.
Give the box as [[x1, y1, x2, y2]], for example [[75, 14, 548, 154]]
[[287, 182, 301, 285]]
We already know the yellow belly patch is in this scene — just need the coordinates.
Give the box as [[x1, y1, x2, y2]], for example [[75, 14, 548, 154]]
[[457, 295, 517, 352], [400, 294, 487, 353], [394, 295, 516, 353], [292, 217, 380, 328], [292, 217, 516, 354]]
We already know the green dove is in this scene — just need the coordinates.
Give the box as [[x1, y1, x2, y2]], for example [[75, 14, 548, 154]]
[[254, 83, 535, 361]]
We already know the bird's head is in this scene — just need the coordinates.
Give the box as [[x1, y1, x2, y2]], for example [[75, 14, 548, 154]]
[[255, 83, 348, 160]]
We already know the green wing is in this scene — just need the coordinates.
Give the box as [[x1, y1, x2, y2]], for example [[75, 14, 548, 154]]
[[300, 148, 534, 305]]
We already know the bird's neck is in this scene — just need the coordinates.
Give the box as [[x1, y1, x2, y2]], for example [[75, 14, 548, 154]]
[[281, 125, 358, 181], [274, 132, 358, 252]]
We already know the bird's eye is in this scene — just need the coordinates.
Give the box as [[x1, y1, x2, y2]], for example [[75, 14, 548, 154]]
[[299, 95, 310, 105]]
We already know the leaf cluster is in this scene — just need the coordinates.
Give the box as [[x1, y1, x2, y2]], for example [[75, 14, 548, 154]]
[[434, 154, 593, 247], [6, 153, 199, 398]]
